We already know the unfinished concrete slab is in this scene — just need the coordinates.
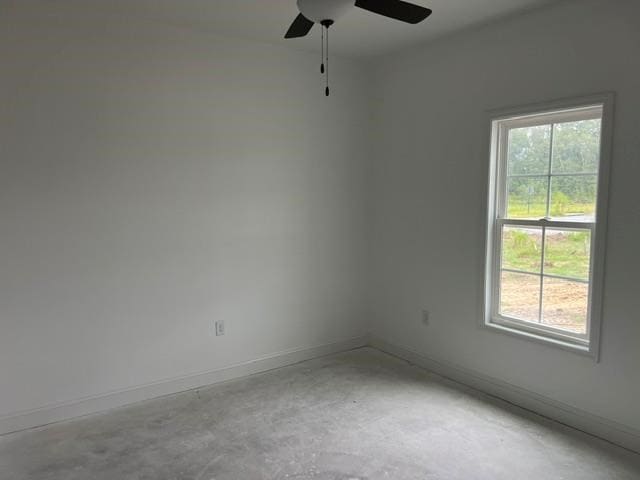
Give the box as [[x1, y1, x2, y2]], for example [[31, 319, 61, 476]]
[[1, 348, 638, 479]]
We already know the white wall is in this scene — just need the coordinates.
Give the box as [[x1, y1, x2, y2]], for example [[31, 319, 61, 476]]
[[3, 0, 639, 442], [369, 0, 640, 431], [0, 4, 370, 419]]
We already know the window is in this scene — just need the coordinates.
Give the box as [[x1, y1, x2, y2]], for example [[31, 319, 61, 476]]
[[484, 95, 613, 356]]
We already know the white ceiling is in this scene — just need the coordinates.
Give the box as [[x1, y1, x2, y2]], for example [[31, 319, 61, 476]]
[[15, 0, 561, 58]]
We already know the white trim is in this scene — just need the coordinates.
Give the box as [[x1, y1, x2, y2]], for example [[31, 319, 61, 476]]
[[483, 92, 615, 359], [495, 105, 602, 130], [497, 218, 596, 229], [4, 334, 639, 456], [0, 336, 368, 436], [486, 93, 613, 123], [369, 336, 640, 455]]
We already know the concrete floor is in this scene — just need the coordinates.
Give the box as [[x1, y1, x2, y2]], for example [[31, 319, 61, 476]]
[[1, 348, 639, 479]]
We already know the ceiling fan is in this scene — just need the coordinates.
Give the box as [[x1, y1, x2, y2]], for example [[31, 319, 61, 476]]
[[284, 0, 433, 96]]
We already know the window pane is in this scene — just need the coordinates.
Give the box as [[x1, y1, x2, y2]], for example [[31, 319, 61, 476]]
[[552, 119, 601, 174], [549, 175, 597, 221], [542, 277, 588, 335], [544, 229, 591, 280], [506, 177, 548, 219], [508, 125, 551, 175], [502, 226, 542, 274], [500, 271, 540, 323]]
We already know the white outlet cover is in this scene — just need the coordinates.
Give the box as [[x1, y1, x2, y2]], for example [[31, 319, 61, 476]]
[[215, 321, 225, 336]]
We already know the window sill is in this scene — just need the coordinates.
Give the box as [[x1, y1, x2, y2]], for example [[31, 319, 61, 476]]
[[483, 318, 596, 359]]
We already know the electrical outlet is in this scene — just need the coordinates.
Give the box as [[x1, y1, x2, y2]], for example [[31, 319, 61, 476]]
[[215, 320, 225, 336], [421, 309, 430, 326]]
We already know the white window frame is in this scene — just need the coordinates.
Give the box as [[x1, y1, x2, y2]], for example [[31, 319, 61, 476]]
[[483, 93, 614, 359]]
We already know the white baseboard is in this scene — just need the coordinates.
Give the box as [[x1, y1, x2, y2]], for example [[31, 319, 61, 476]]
[[4, 334, 638, 456], [0, 336, 368, 436], [369, 336, 640, 454]]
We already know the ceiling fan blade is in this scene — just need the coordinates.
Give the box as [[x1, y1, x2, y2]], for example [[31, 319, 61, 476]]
[[285, 13, 315, 39], [355, 0, 432, 24]]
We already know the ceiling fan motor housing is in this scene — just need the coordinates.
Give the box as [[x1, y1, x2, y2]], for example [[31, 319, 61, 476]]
[[297, 0, 355, 23]]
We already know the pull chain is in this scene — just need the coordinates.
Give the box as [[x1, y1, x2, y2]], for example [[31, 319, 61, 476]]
[[320, 20, 333, 97], [321, 26, 325, 74], [325, 25, 329, 96]]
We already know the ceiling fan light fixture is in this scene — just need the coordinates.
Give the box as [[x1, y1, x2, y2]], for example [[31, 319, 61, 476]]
[[296, 0, 355, 23], [285, 0, 433, 96]]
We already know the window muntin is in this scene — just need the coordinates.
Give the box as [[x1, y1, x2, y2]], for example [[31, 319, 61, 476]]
[[486, 103, 607, 351]]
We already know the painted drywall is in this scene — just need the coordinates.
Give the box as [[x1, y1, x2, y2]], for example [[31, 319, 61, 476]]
[[0, 4, 370, 419], [369, 0, 640, 431], [2, 0, 639, 441]]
